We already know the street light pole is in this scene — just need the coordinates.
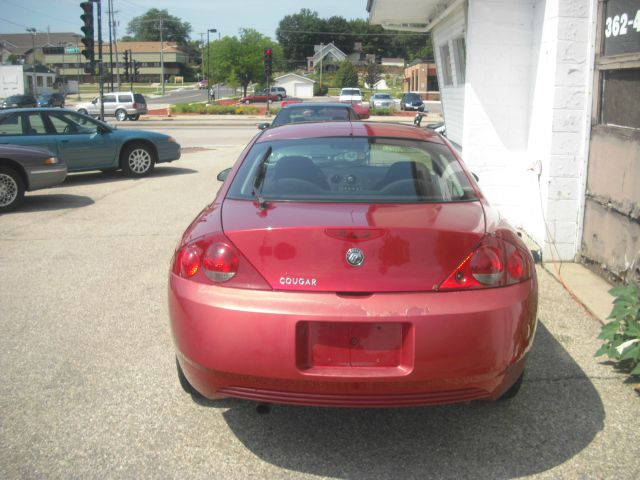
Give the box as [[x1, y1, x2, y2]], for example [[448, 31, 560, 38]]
[[26, 28, 36, 94], [160, 17, 165, 95], [216, 30, 220, 102], [207, 28, 216, 103], [74, 34, 81, 100]]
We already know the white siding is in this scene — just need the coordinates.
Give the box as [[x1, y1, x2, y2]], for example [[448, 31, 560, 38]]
[[432, 5, 466, 146]]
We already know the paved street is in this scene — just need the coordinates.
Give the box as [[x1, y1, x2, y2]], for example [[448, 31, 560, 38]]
[[0, 126, 638, 479]]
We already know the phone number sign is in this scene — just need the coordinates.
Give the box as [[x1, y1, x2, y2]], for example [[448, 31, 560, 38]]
[[603, 0, 640, 56]]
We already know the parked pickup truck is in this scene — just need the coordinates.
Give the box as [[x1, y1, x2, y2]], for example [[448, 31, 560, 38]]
[[338, 88, 363, 102]]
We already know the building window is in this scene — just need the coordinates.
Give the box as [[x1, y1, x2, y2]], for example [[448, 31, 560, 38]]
[[601, 68, 640, 129], [439, 44, 453, 86], [452, 37, 466, 84], [46, 77, 53, 87], [427, 74, 439, 92], [36, 76, 43, 87]]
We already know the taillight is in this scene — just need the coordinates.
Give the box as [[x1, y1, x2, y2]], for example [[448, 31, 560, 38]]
[[439, 236, 533, 291], [202, 243, 238, 282], [172, 236, 270, 290]]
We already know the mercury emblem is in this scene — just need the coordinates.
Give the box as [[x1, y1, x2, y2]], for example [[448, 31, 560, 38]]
[[346, 248, 365, 267]]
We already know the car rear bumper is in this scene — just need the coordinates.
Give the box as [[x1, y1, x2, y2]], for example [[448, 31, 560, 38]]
[[26, 165, 68, 190], [169, 274, 538, 407]]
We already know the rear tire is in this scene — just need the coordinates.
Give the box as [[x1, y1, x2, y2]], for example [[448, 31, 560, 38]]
[[499, 371, 524, 400], [0, 166, 25, 213], [120, 142, 155, 177], [115, 109, 128, 121], [77, 108, 88, 115], [129, 114, 140, 121], [176, 356, 204, 400]]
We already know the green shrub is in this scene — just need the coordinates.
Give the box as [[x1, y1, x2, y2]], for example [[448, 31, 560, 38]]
[[170, 103, 259, 115], [371, 108, 393, 116], [314, 84, 329, 96], [596, 282, 640, 377]]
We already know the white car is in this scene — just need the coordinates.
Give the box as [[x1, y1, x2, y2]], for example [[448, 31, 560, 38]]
[[370, 93, 395, 109], [339, 88, 363, 102]]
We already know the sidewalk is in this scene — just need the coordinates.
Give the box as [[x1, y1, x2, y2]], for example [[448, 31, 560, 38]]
[[544, 262, 614, 323]]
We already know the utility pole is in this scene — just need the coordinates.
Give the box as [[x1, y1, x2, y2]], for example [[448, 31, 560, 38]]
[[111, 6, 120, 88], [96, 0, 104, 121], [199, 33, 205, 83], [207, 28, 217, 103], [319, 43, 324, 89], [107, 0, 114, 91], [159, 16, 165, 95], [216, 30, 220, 101], [74, 34, 81, 99]]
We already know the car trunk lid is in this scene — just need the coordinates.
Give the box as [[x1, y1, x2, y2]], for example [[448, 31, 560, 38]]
[[222, 200, 485, 293]]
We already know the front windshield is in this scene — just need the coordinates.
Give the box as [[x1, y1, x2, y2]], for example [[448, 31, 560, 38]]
[[227, 137, 477, 204]]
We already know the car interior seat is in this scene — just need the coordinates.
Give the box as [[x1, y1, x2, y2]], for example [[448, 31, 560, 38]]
[[270, 156, 330, 191]]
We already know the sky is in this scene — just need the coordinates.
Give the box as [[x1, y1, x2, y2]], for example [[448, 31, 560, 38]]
[[0, 0, 370, 41]]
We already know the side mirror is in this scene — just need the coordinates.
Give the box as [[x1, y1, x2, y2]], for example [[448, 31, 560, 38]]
[[257, 123, 270, 130], [217, 168, 231, 182], [97, 124, 110, 134]]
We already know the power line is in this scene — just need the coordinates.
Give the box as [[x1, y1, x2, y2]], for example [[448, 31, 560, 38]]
[[277, 29, 431, 36], [0, 16, 30, 29], [3, 0, 77, 27]]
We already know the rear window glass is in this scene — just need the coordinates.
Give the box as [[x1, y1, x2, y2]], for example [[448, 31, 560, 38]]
[[227, 137, 477, 204], [271, 107, 354, 126], [133, 93, 146, 104]]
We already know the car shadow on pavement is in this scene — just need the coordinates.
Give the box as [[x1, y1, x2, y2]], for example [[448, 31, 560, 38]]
[[62, 166, 198, 186], [15, 194, 95, 212], [213, 322, 604, 479]]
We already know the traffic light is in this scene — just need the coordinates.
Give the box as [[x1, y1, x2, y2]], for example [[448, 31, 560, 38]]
[[123, 49, 129, 81], [133, 60, 140, 81], [80, 2, 95, 65], [264, 48, 272, 77]]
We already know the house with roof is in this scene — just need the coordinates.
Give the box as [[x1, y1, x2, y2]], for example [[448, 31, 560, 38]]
[[274, 73, 315, 98], [307, 43, 347, 72]]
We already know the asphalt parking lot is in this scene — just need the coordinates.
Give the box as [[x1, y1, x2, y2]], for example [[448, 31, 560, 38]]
[[0, 146, 638, 479]]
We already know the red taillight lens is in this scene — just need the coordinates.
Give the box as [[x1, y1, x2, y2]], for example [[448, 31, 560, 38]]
[[470, 246, 503, 284], [171, 236, 271, 290], [180, 245, 201, 278], [439, 236, 533, 291], [202, 243, 238, 282]]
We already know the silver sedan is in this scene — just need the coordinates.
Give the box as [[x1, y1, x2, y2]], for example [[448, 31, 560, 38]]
[[0, 144, 67, 212]]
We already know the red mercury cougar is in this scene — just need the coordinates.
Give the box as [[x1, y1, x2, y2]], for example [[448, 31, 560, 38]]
[[169, 121, 538, 407]]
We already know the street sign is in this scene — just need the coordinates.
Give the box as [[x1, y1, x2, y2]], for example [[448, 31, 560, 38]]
[[65, 47, 80, 54]]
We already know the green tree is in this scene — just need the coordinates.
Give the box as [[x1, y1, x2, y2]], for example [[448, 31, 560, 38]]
[[336, 60, 359, 88], [126, 9, 191, 45], [364, 61, 383, 91], [276, 9, 325, 68], [323, 16, 352, 54], [207, 29, 282, 97]]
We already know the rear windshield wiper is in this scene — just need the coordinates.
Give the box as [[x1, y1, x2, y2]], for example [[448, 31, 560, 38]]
[[252, 146, 272, 209]]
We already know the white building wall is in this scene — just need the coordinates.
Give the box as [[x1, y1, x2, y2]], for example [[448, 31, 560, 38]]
[[275, 75, 315, 99], [544, 0, 596, 261], [460, 0, 595, 261], [462, 0, 539, 239], [0, 65, 25, 97], [432, 5, 466, 146]]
